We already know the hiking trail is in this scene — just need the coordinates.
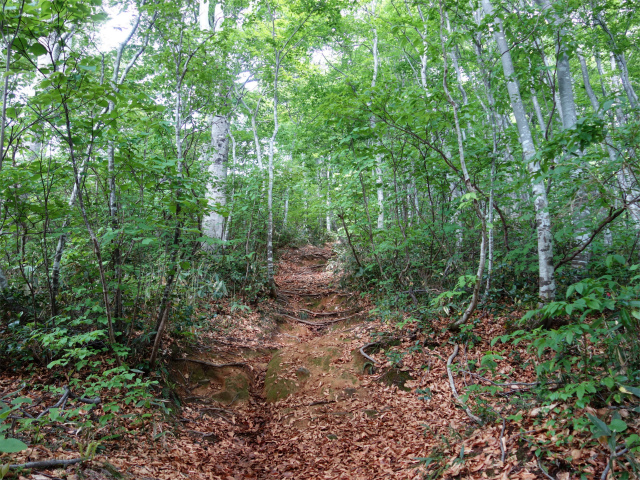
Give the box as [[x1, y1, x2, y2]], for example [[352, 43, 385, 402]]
[[105, 244, 505, 479]]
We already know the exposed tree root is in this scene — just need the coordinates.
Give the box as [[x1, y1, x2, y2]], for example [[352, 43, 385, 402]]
[[446, 344, 482, 424], [36, 386, 100, 419], [359, 342, 379, 372], [299, 308, 355, 317], [277, 311, 363, 327], [178, 358, 248, 369]]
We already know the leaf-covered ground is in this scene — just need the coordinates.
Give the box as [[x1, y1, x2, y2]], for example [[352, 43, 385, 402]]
[[2, 245, 637, 479]]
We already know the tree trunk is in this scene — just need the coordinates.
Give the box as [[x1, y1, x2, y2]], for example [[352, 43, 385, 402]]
[[202, 115, 229, 246], [537, 0, 590, 269], [369, 0, 384, 230], [266, 44, 279, 297], [594, 11, 638, 108], [326, 168, 332, 232], [438, 1, 487, 327], [482, 0, 556, 303], [579, 51, 640, 255], [200, 2, 228, 247]]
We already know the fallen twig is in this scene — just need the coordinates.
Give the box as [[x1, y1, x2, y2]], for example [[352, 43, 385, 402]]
[[187, 430, 218, 440], [278, 290, 323, 297], [601, 446, 629, 480], [446, 345, 482, 424], [36, 387, 100, 420], [308, 400, 336, 406], [198, 407, 235, 424], [537, 457, 555, 480], [0, 383, 26, 400], [200, 406, 233, 415], [460, 371, 539, 388], [499, 414, 506, 463], [10, 458, 83, 469]]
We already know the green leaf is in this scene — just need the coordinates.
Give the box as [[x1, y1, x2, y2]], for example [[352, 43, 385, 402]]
[[613, 254, 626, 265], [576, 383, 585, 399], [0, 437, 28, 453], [610, 419, 627, 433], [29, 42, 48, 56], [566, 285, 575, 299], [586, 413, 611, 437], [601, 99, 615, 112]]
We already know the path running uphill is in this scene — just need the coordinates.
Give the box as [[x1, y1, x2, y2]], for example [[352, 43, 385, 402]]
[[106, 245, 495, 479]]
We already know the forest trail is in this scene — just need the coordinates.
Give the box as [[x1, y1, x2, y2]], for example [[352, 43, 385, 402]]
[[80, 243, 557, 480], [159, 244, 436, 479], [108, 245, 449, 479]]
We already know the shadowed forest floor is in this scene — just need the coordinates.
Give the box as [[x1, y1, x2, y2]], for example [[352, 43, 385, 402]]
[[2, 245, 624, 479]]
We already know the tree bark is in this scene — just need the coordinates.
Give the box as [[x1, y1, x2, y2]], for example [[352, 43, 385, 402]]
[[537, 0, 591, 269], [594, 11, 638, 108], [438, 1, 487, 327], [578, 51, 640, 254], [202, 115, 229, 246], [369, 0, 384, 230], [200, 2, 228, 248], [482, 0, 556, 303]]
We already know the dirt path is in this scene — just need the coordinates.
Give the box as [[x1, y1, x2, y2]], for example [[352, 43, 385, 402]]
[[123, 245, 441, 479]]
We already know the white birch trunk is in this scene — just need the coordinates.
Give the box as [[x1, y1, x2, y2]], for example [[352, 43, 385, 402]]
[[588, 53, 640, 252], [375, 164, 383, 229], [534, 38, 564, 122], [369, 0, 384, 230], [283, 188, 289, 229], [531, 88, 547, 137], [594, 12, 638, 108], [200, 1, 228, 247], [438, 3, 487, 327], [265, 39, 281, 294], [450, 181, 463, 248], [240, 97, 264, 170], [483, 160, 495, 301], [483, 0, 556, 302], [577, 50, 627, 251], [537, 0, 591, 269], [202, 115, 229, 245]]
